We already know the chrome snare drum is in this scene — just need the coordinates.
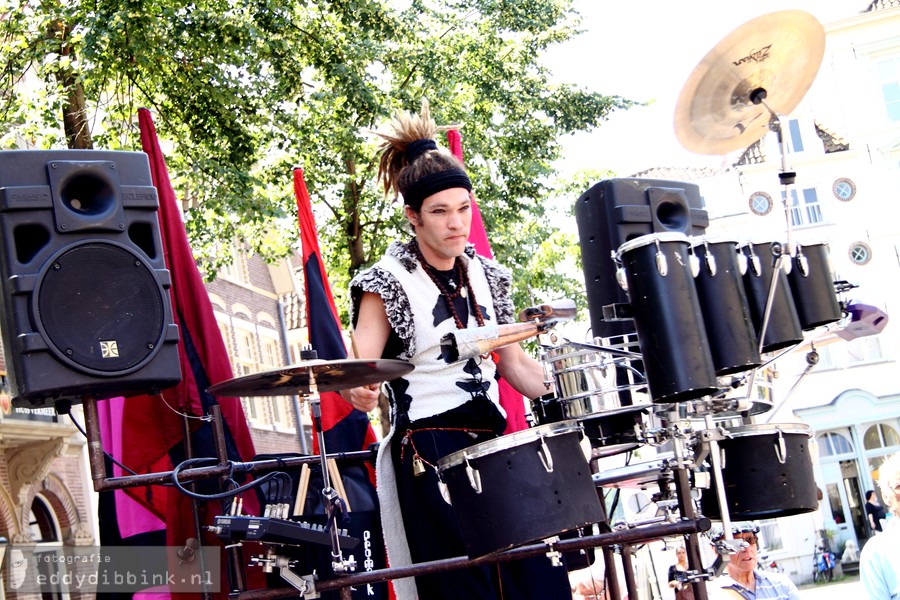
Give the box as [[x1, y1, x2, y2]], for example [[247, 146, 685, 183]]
[[537, 342, 649, 457], [437, 421, 604, 558]]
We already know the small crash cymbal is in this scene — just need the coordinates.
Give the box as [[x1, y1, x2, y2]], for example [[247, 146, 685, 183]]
[[206, 358, 414, 397], [674, 10, 825, 155]]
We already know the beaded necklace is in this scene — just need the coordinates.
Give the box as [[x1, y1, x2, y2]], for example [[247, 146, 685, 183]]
[[412, 240, 486, 330]]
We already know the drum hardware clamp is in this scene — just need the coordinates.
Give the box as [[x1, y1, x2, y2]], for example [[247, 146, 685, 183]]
[[278, 566, 319, 600], [539, 535, 564, 567], [249, 550, 291, 574]]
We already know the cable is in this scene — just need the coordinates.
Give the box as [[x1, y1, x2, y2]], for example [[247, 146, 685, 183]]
[[67, 411, 145, 478], [171, 457, 281, 500]]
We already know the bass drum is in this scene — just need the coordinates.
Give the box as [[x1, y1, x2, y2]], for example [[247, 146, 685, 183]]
[[437, 421, 604, 558], [700, 423, 818, 519]]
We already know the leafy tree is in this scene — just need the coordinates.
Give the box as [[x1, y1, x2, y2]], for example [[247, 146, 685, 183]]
[[0, 0, 635, 320]]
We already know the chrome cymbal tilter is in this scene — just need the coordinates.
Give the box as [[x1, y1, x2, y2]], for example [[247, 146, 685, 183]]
[[301, 347, 357, 578]]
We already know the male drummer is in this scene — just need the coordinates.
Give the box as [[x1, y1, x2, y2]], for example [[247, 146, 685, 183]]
[[709, 522, 800, 600], [340, 101, 568, 600]]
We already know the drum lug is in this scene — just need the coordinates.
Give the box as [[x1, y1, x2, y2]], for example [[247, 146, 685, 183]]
[[704, 251, 716, 277], [737, 250, 749, 275], [464, 455, 483, 494], [616, 267, 628, 291], [796, 249, 809, 277], [654, 245, 668, 277], [775, 429, 787, 464], [538, 436, 555, 473], [748, 248, 762, 277]]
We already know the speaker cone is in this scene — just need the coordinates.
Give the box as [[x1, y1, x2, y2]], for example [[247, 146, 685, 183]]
[[36, 241, 167, 375]]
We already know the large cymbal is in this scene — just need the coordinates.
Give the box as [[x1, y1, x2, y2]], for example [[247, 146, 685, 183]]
[[674, 10, 825, 155], [206, 358, 414, 397]]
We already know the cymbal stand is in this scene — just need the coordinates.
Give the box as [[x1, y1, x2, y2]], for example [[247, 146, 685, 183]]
[[700, 414, 749, 578], [294, 349, 356, 595], [740, 92, 801, 418]]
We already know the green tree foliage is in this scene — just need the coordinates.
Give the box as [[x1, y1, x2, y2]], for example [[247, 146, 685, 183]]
[[0, 0, 634, 320]]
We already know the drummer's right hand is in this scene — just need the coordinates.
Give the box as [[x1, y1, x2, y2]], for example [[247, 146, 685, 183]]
[[342, 383, 381, 413]]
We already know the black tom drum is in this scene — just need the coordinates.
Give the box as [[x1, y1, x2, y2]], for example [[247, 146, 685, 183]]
[[788, 242, 842, 330], [700, 423, 818, 519], [437, 421, 604, 558], [691, 238, 761, 375], [615, 233, 718, 403], [739, 242, 803, 353]]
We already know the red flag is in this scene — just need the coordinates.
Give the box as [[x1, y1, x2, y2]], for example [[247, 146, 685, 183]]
[[447, 130, 528, 434], [294, 168, 379, 466], [96, 108, 262, 595]]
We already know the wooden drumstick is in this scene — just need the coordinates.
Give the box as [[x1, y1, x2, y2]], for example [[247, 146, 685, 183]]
[[327, 458, 351, 512], [294, 463, 311, 516]]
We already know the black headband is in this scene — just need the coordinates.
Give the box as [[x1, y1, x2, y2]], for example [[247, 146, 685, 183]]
[[402, 168, 472, 209], [406, 138, 438, 163]]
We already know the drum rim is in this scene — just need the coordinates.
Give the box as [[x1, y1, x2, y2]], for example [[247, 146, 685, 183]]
[[553, 358, 615, 375], [542, 345, 600, 360], [719, 422, 812, 438], [688, 398, 773, 419], [690, 237, 740, 248], [437, 420, 583, 470], [590, 451, 676, 487], [554, 386, 647, 407], [616, 232, 689, 257]]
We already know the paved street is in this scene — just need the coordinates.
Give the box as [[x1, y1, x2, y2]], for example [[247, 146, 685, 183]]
[[797, 576, 862, 600]]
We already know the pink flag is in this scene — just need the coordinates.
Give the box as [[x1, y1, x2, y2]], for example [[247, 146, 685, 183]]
[[447, 130, 528, 433]]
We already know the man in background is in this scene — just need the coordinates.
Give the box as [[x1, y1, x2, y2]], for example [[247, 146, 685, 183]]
[[860, 452, 900, 599]]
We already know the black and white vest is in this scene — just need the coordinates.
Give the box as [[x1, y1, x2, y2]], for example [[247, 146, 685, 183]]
[[350, 240, 515, 423]]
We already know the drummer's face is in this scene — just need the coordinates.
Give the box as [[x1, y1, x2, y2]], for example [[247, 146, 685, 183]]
[[406, 188, 472, 270]]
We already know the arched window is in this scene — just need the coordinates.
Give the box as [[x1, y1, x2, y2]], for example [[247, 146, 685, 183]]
[[863, 423, 900, 450], [28, 496, 59, 543], [817, 431, 854, 456]]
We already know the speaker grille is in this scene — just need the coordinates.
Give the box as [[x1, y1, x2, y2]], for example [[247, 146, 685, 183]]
[[37, 243, 166, 374]]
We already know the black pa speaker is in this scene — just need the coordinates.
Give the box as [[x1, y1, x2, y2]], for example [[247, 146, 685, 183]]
[[574, 178, 709, 339], [0, 150, 181, 410]]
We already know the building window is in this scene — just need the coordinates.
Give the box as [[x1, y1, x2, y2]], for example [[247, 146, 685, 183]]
[[863, 423, 900, 450], [787, 119, 804, 152], [758, 519, 783, 553], [749, 191, 774, 216], [220, 243, 250, 284], [29, 496, 60, 543], [786, 188, 823, 227], [847, 336, 883, 365], [832, 178, 856, 202], [234, 329, 258, 376], [877, 56, 900, 122], [849, 242, 872, 265], [818, 431, 853, 456]]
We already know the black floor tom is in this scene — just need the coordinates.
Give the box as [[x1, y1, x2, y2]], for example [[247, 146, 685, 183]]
[[437, 422, 604, 558]]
